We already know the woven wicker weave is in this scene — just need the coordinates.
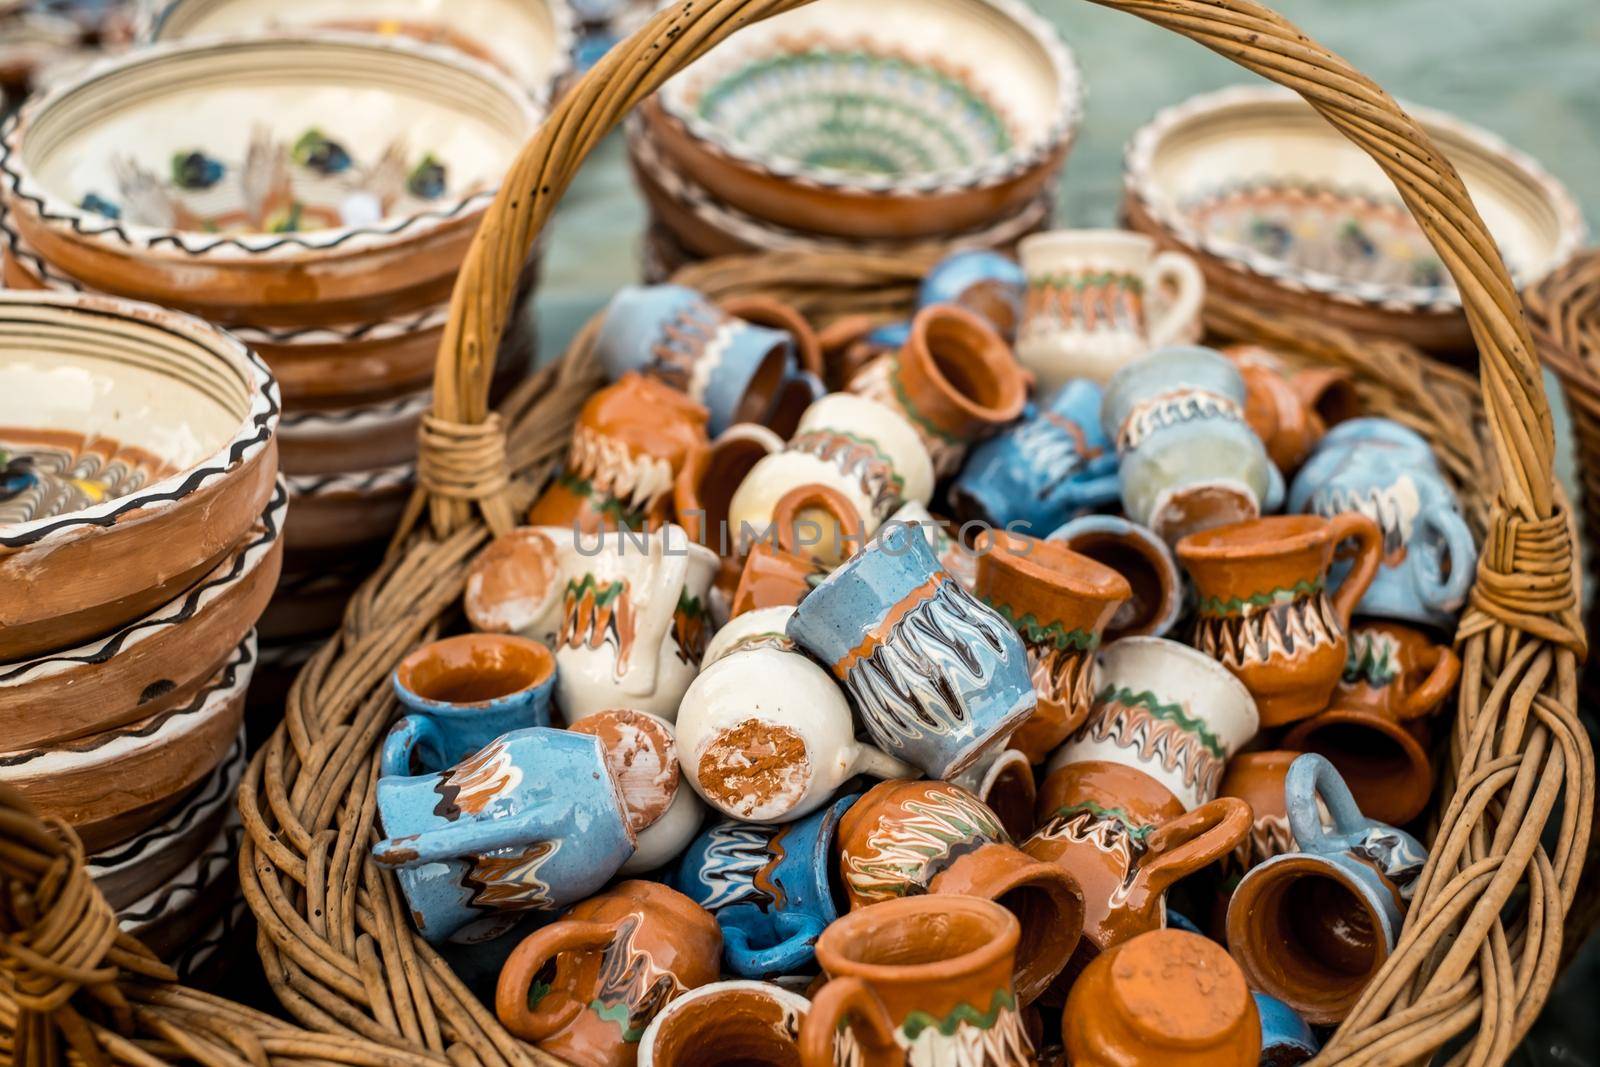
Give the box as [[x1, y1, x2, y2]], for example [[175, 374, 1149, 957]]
[[1, 1, 1592, 1065]]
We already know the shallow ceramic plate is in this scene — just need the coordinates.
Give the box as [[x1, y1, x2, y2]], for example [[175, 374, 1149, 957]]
[[0, 289, 278, 660], [146, 0, 575, 99]]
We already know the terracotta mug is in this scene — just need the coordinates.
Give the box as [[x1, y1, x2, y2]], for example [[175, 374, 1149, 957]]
[[496, 880, 723, 1067], [1224, 345, 1357, 474], [973, 531, 1131, 763], [919, 250, 1027, 341], [1048, 514, 1183, 640], [799, 896, 1036, 1067], [673, 423, 786, 617], [1177, 512, 1383, 726], [1063, 929, 1260, 1067], [730, 483, 862, 617], [568, 709, 704, 877], [638, 980, 810, 1067], [836, 779, 1083, 1006], [954, 747, 1038, 842], [1216, 750, 1305, 879], [464, 526, 580, 646]]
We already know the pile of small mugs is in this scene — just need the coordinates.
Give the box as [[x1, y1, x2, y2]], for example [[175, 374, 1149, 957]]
[[370, 230, 1477, 1066]]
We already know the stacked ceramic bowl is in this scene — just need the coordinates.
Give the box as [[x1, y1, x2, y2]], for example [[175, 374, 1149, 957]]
[[627, 0, 1084, 279], [0, 32, 551, 661], [0, 289, 279, 973]]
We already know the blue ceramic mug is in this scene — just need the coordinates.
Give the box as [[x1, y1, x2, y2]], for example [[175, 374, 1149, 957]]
[[949, 379, 1120, 535], [919, 250, 1027, 340], [381, 634, 557, 778], [1254, 992, 1320, 1064], [786, 522, 1036, 779], [595, 284, 797, 434], [371, 728, 636, 943], [671, 793, 859, 978]]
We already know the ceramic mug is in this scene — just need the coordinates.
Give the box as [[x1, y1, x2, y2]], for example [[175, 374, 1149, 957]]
[[836, 780, 1084, 1006], [672, 793, 859, 978], [1102, 346, 1280, 544], [887, 501, 977, 590], [1047, 637, 1260, 812], [1048, 515, 1183, 639], [1015, 230, 1205, 393], [799, 896, 1036, 1067], [673, 423, 787, 618], [717, 294, 826, 439], [554, 523, 718, 722], [919, 249, 1028, 341], [372, 729, 636, 943], [495, 880, 722, 1067], [638, 980, 810, 1067], [973, 532, 1131, 763], [1177, 512, 1384, 726], [381, 634, 557, 777], [465, 526, 581, 645], [1224, 345, 1358, 473], [1254, 992, 1321, 1066], [596, 284, 797, 435], [1227, 754, 1427, 1025], [953, 747, 1038, 842], [730, 483, 862, 617], [1216, 750, 1305, 879], [950, 379, 1121, 536], [568, 709, 705, 877], [787, 523, 1037, 780]]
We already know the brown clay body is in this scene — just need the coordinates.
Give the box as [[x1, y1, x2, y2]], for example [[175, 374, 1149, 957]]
[[973, 532, 1131, 762], [1224, 345, 1355, 472], [1063, 929, 1260, 1066], [640, 981, 808, 1067], [496, 880, 722, 1067], [674, 424, 785, 606], [729, 484, 860, 617], [1216, 750, 1304, 877], [1177, 512, 1383, 726]]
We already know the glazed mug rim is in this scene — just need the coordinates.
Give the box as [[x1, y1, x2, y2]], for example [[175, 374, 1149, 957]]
[[1019, 228, 1156, 267], [1175, 513, 1337, 558], [976, 529, 1132, 602], [904, 303, 1029, 424], [393, 633, 555, 713], [815, 894, 1019, 983]]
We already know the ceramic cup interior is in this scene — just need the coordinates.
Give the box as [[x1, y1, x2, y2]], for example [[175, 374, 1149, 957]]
[[820, 894, 1016, 974], [646, 985, 805, 1067], [1055, 529, 1165, 634], [914, 306, 1028, 421], [396, 634, 555, 708]]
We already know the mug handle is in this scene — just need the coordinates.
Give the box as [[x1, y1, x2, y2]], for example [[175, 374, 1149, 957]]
[[801, 976, 901, 1067], [371, 811, 549, 869], [722, 909, 828, 977], [1400, 640, 1462, 722], [1324, 511, 1383, 628], [1143, 251, 1206, 349], [1413, 507, 1477, 615], [496, 919, 618, 1041], [1285, 752, 1368, 853], [1135, 797, 1252, 898], [845, 741, 921, 783], [772, 483, 864, 559], [379, 714, 449, 778]]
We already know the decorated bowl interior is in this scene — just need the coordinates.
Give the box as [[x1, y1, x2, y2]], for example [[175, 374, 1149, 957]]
[[657, 0, 1080, 192], [1127, 86, 1584, 308], [5, 34, 537, 252], [146, 0, 575, 97]]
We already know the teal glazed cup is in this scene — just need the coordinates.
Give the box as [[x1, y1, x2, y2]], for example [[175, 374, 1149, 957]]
[[1254, 992, 1320, 1065], [382, 634, 557, 778], [1226, 753, 1427, 1025], [786, 522, 1036, 779]]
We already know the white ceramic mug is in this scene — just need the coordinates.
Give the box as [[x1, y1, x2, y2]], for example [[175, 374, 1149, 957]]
[[464, 525, 581, 645], [1016, 230, 1205, 392]]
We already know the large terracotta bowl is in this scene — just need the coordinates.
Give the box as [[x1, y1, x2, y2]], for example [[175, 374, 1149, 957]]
[[642, 0, 1081, 241], [0, 34, 542, 326], [284, 462, 412, 554], [1123, 86, 1585, 355], [0, 290, 278, 661]]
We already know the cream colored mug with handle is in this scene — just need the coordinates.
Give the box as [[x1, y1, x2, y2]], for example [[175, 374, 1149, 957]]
[[1016, 230, 1205, 393]]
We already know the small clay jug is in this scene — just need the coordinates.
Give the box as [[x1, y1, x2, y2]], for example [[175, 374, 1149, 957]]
[[1177, 512, 1383, 726], [1049, 514, 1183, 639], [638, 980, 809, 1067], [836, 779, 1084, 1006], [1063, 929, 1260, 1067], [973, 531, 1131, 762], [730, 483, 862, 617], [1225, 345, 1356, 474], [496, 880, 723, 1067], [1216, 750, 1304, 878], [673, 423, 786, 614], [464, 526, 576, 645], [800, 896, 1035, 1067]]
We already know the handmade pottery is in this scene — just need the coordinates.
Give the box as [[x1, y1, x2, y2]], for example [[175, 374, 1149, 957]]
[[1102, 346, 1278, 543], [787, 523, 1036, 780], [728, 392, 934, 544], [529, 374, 710, 534], [371, 728, 636, 943], [1015, 230, 1205, 392], [729, 483, 862, 617], [1178, 512, 1383, 726], [673, 423, 786, 614], [836, 779, 1083, 1005], [496, 880, 721, 1067], [0, 290, 278, 662], [567, 709, 701, 876], [1215, 750, 1303, 878], [1227, 754, 1427, 1025], [1289, 421, 1477, 629], [638, 980, 810, 1067], [0, 35, 542, 325], [552, 523, 719, 721], [1224, 345, 1357, 473], [1048, 515, 1183, 639], [282, 463, 413, 554], [1062, 929, 1260, 1067], [464, 526, 581, 646], [120, 810, 243, 960], [887, 500, 977, 591], [718, 294, 826, 438], [919, 250, 1028, 341], [0, 632, 253, 851], [815, 314, 899, 393], [799, 895, 1035, 1066], [847, 304, 1028, 477], [699, 604, 801, 669], [647, 0, 1082, 241], [1046, 637, 1259, 811], [973, 532, 1131, 762], [1281, 621, 1459, 824], [1254, 993, 1320, 1066], [953, 747, 1038, 842], [672, 793, 858, 978], [275, 387, 431, 475]]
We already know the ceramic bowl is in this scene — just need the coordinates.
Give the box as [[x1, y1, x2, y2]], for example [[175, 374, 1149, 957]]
[[0, 480, 283, 750], [119, 809, 244, 958], [643, 0, 1081, 241], [0, 34, 542, 326], [145, 0, 576, 99], [0, 632, 255, 851], [284, 462, 412, 554], [0, 289, 278, 661], [1123, 86, 1585, 353]]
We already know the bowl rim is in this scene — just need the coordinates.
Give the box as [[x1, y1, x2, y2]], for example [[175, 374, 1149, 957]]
[[1123, 84, 1587, 313], [0, 289, 280, 548], [0, 32, 544, 264], [652, 0, 1085, 198], [284, 461, 416, 499]]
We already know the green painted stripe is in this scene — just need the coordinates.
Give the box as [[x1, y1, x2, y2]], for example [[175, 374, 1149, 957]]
[[564, 572, 626, 608], [984, 599, 1100, 652], [1099, 684, 1227, 758], [887, 360, 964, 445], [590, 1000, 647, 1043], [1052, 800, 1156, 841], [900, 988, 1017, 1039], [1196, 576, 1323, 616]]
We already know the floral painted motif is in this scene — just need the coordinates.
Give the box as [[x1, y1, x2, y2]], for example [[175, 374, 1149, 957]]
[[842, 786, 1006, 904], [0, 433, 176, 524]]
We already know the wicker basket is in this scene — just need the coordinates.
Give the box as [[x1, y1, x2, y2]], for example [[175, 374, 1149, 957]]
[[2, 1, 1593, 1065]]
